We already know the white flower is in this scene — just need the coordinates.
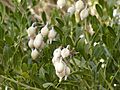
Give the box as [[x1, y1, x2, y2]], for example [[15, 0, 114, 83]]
[[114, 84, 117, 87], [33, 33, 43, 49], [52, 56, 60, 66], [75, 0, 84, 12], [48, 27, 57, 44], [101, 64, 105, 68], [61, 46, 70, 58], [93, 42, 99, 46], [55, 59, 65, 73], [57, 0, 66, 9], [79, 34, 84, 38], [87, 23, 95, 36], [64, 66, 70, 80], [27, 23, 37, 38], [41, 23, 49, 37], [113, 9, 118, 17], [100, 59, 104, 63], [28, 38, 34, 49], [67, 5, 75, 15], [80, 7, 89, 20], [53, 47, 61, 58], [31, 49, 39, 60], [56, 69, 65, 82], [40, 41, 45, 49]]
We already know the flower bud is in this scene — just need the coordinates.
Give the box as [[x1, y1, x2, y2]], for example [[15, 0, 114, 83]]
[[28, 38, 34, 48], [56, 69, 65, 82], [52, 56, 60, 66], [57, 0, 66, 9], [61, 46, 70, 58], [41, 24, 49, 37], [80, 7, 89, 20], [48, 27, 57, 44], [67, 5, 75, 15], [55, 59, 65, 73], [53, 47, 61, 58], [48, 27, 57, 39], [33, 33, 43, 49], [64, 66, 70, 80], [27, 23, 37, 38], [31, 49, 39, 60], [75, 0, 84, 12]]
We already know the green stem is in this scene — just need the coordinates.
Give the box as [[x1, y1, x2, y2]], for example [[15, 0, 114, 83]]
[[0, 75, 42, 90]]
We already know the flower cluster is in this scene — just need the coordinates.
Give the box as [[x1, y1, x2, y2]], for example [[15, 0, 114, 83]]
[[52, 45, 70, 82], [27, 22, 57, 60], [67, 0, 89, 22]]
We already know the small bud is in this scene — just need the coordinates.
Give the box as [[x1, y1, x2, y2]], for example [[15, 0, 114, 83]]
[[57, 0, 66, 9], [27, 23, 37, 38], [55, 60, 65, 73], [34, 33, 43, 49], [67, 5, 75, 15], [48, 27, 57, 39], [56, 69, 65, 82], [87, 23, 95, 36], [75, 0, 84, 12], [100, 59, 104, 63], [53, 47, 61, 58], [31, 49, 39, 60], [28, 38, 34, 49], [64, 66, 70, 80], [61, 46, 70, 58], [52, 56, 60, 66], [80, 7, 89, 20], [101, 64, 105, 68], [41, 24, 49, 37]]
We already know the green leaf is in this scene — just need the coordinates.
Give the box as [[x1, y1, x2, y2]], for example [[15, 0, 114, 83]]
[[107, 26, 116, 37], [41, 11, 47, 24], [3, 45, 13, 65], [93, 45, 104, 58], [98, 0, 105, 8], [66, 36, 74, 47], [22, 63, 28, 72], [97, 62, 102, 71], [56, 17, 64, 27], [43, 83, 54, 88], [32, 63, 38, 74], [96, 4, 103, 17], [5, 35, 14, 45], [0, 64, 4, 75], [54, 26, 64, 36]]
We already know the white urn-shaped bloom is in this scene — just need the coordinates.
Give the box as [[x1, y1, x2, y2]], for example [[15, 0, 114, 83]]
[[75, 0, 84, 12], [57, 0, 66, 9], [64, 66, 70, 80], [31, 49, 39, 60], [48, 27, 57, 44], [67, 5, 75, 15], [61, 45, 70, 58], [41, 23, 49, 37], [28, 38, 34, 49], [53, 47, 62, 58], [27, 23, 37, 38], [33, 33, 43, 49], [80, 6, 89, 20], [55, 59, 65, 73]]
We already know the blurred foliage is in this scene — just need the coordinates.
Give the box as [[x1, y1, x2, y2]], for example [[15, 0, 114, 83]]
[[0, 0, 120, 90]]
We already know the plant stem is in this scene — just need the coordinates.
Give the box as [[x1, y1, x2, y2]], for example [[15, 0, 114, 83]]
[[0, 75, 42, 90]]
